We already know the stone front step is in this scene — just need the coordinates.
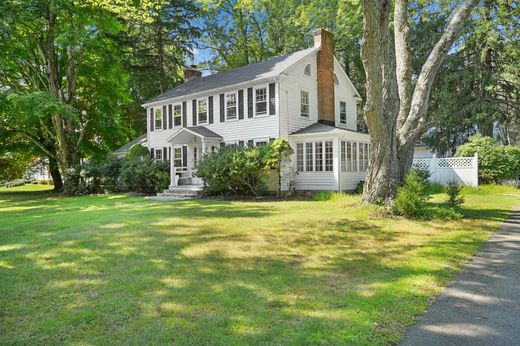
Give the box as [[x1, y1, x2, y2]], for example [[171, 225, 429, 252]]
[[156, 185, 203, 198]]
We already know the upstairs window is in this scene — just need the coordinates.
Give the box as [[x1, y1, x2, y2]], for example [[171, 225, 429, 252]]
[[173, 104, 182, 126], [198, 99, 208, 123], [154, 108, 162, 130], [226, 93, 237, 120], [300, 90, 309, 117], [340, 101, 347, 124], [304, 64, 311, 76], [255, 87, 267, 116]]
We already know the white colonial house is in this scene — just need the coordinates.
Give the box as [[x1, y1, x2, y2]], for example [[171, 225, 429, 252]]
[[142, 29, 371, 194]]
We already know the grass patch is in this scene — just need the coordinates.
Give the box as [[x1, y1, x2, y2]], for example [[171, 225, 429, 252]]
[[0, 185, 518, 345]]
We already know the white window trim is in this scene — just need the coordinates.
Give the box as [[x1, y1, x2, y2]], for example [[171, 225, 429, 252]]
[[197, 97, 208, 124], [155, 147, 163, 161], [254, 137, 269, 146], [154, 108, 163, 131], [304, 64, 312, 78], [225, 91, 238, 122], [253, 84, 269, 117], [296, 140, 335, 173], [300, 89, 310, 118], [172, 102, 182, 127]]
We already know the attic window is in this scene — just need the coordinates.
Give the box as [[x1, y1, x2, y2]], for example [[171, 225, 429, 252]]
[[304, 64, 311, 76], [333, 74, 339, 85]]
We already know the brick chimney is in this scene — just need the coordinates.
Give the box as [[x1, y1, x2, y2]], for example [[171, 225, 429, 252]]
[[313, 28, 335, 126], [183, 65, 202, 82]]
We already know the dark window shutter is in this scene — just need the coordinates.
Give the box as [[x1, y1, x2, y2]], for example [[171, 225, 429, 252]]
[[163, 105, 167, 128], [192, 99, 197, 126], [150, 148, 155, 158], [182, 101, 187, 127], [182, 146, 188, 167], [208, 96, 214, 124], [219, 93, 225, 122], [168, 104, 173, 129], [247, 88, 253, 118], [149, 108, 154, 131], [163, 147, 167, 161], [238, 89, 244, 120], [269, 83, 276, 115]]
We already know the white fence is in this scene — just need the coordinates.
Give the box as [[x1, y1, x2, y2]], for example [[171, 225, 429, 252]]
[[412, 153, 479, 187]]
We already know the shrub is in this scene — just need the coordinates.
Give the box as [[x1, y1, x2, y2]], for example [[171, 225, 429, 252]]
[[119, 156, 169, 194], [393, 170, 430, 219], [4, 179, 25, 188], [456, 135, 520, 183], [409, 167, 431, 185], [446, 181, 464, 207], [127, 145, 150, 158], [354, 180, 364, 194], [426, 205, 463, 220], [196, 146, 268, 196]]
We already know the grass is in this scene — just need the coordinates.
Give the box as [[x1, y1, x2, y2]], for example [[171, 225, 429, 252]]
[[0, 184, 518, 345]]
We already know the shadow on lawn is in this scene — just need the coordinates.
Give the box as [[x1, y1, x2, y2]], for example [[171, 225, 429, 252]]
[[0, 191, 516, 344]]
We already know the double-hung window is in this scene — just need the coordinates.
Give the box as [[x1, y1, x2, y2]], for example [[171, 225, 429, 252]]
[[173, 104, 182, 126], [154, 108, 162, 130], [255, 87, 267, 116], [155, 148, 163, 161], [301, 90, 309, 117], [198, 99, 208, 123], [305, 142, 313, 171], [352, 142, 358, 172], [226, 93, 237, 120], [325, 141, 333, 171], [346, 141, 353, 172], [340, 101, 347, 125], [173, 148, 182, 167], [341, 141, 346, 172]]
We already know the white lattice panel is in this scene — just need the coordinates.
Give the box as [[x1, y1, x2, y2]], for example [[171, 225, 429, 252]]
[[437, 157, 473, 169], [412, 159, 431, 170]]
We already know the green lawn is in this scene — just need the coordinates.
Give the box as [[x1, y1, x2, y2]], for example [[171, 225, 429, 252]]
[[1, 185, 518, 345]]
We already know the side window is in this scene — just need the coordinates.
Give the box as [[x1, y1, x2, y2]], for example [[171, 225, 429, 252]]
[[173, 148, 182, 167], [173, 104, 182, 126], [304, 64, 311, 76], [155, 148, 163, 161], [296, 143, 304, 172], [325, 141, 333, 171], [198, 99, 208, 123], [154, 108, 162, 130], [300, 90, 309, 117], [305, 142, 313, 171], [340, 101, 347, 124], [255, 87, 267, 116], [226, 93, 237, 120]]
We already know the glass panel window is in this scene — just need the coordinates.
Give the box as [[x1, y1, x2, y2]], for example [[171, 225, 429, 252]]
[[301, 91, 309, 117], [238, 140, 245, 148], [296, 143, 304, 172], [340, 101, 347, 124], [198, 99, 207, 123], [226, 93, 237, 120], [247, 139, 254, 148], [346, 141, 352, 172], [173, 104, 182, 126], [315, 142, 323, 172], [154, 108, 162, 130], [155, 148, 163, 161], [341, 141, 346, 172], [352, 142, 358, 172], [364, 143, 369, 171], [255, 87, 267, 116], [256, 141, 267, 147], [174, 148, 182, 167], [325, 141, 333, 171], [193, 147, 198, 166], [305, 142, 313, 171], [359, 143, 365, 171]]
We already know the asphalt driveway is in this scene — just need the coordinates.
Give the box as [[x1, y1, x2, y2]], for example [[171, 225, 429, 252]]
[[400, 206, 520, 346]]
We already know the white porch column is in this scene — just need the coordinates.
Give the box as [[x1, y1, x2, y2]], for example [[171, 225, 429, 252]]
[[201, 139, 206, 155], [169, 144, 176, 189]]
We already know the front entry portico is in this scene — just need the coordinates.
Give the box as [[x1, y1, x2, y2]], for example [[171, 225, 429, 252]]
[[166, 127, 223, 189]]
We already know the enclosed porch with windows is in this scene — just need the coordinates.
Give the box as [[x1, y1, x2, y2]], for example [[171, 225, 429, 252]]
[[289, 123, 371, 192], [165, 126, 223, 189]]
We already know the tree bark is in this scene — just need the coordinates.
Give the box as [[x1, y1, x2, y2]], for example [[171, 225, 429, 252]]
[[49, 156, 63, 191], [360, 0, 480, 204]]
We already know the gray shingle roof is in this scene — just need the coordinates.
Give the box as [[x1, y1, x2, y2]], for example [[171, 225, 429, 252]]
[[144, 47, 317, 105], [290, 122, 359, 135], [185, 126, 222, 139]]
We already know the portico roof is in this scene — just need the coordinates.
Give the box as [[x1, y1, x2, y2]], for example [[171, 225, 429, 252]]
[[166, 126, 223, 143]]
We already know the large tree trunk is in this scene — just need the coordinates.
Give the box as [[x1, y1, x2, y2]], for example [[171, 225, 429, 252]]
[[48, 156, 63, 191], [360, 0, 480, 204]]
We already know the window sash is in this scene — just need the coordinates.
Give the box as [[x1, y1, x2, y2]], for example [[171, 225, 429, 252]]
[[305, 142, 313, 171], [301, 91, 309, 117], [255, 88, 267, 115], [173, 105, 182, 126], [296, 143, 304, 172], [154, 109, 162, 130], [173, 148, 182, 167], [315, 142, 323, 172], [340, 101, 347, 124], [352, 142, 358, 172], [325, 141, 333, 171], [198, 100, 208, 123], [155, 148, 163, 161], [226, 93, 237, 120]]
